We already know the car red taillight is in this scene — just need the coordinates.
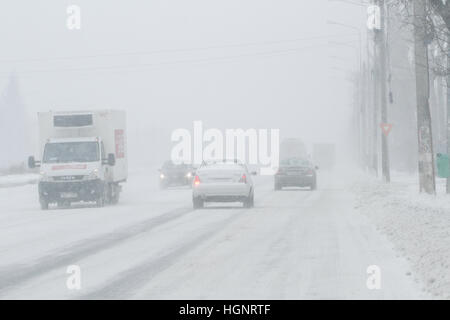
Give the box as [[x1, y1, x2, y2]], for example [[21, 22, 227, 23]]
[[239, 174, 247, 183], [193, 175, 201, 186]]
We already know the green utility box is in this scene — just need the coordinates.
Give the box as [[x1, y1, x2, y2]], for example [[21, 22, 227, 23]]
[[437, 153, 450, 178]]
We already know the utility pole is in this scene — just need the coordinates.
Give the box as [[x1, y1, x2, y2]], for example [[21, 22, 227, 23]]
[[366, 23, 375, 174], [447, 35, 450, 193], [371, 0, 380, 176], [362, 61, 369, 170], [413, 0, 436, 194], [376, 0, 390, 182]]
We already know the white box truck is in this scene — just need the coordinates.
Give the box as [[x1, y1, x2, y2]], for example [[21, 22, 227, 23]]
[[28, 110, 127, 210]]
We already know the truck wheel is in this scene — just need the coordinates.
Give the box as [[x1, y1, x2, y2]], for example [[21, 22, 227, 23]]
[[310, 179, 317, 190], [106, 184, 112, 204], [244, 194, 254, 208], [96, 188, 105, 207], [96, 183, 108, 207], [106, 183, 119, 205], [40, 199, 49, 210], [110, 191, 120, 205], [96, 196, 105, 208], [110, 184, 121, 205], [193, 197, 204, 209]]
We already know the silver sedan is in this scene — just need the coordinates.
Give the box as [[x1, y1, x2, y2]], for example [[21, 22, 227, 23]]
[[192, 160, 256, 209]]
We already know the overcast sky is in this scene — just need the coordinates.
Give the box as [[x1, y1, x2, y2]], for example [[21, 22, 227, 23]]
[[0, 0, 366, 164]]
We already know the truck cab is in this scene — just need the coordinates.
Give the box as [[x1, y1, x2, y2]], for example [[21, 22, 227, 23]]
[[28, 110, 127, 210]]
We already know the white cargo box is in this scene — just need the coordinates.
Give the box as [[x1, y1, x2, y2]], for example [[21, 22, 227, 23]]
[[38, 110, 127, 183]]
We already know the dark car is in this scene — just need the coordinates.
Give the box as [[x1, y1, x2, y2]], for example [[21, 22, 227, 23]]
[[159, 161, 195, 189], [274, 158, 318, 190]]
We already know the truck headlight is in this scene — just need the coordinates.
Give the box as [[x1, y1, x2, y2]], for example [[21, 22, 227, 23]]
[[186, 172, 192, 178], [40, 171, 52, 182], [160, 173, 165, 179], [88, 169, 100, 180]]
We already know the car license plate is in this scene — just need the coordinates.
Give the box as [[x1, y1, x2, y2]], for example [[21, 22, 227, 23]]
[[60, 192, 77, 198]]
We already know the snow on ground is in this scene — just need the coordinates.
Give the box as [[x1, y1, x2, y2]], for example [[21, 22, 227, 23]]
[[353, 172, 450, 299], [0, 167, 191, 267], [0, 167, 428, 299], [0, 174, 39, 188]]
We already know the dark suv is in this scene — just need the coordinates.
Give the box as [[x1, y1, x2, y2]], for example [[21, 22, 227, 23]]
[[274, 158, 318, 190], [159, 161, 195, 189]]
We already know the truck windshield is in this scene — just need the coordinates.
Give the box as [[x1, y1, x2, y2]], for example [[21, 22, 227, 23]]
[[43, 142, 99, 163]]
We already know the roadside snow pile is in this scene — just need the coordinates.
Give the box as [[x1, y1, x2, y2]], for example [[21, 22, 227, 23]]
[[353, 173, 450, 299], [0, 174, 39, 188]]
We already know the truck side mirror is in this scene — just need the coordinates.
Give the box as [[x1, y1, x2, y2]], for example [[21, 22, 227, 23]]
[[315, 166, 319, 170], [108, 153, 116, 166], [28, 156, 39, 169]]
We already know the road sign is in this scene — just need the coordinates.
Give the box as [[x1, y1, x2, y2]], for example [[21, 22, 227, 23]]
[[380, 123, 393, 136]]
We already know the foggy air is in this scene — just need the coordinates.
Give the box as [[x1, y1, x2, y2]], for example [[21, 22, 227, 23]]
[[0, 0, 449, 304]]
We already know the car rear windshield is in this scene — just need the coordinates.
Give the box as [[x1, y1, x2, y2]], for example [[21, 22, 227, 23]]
[[201, 163, 244, 171], [162, 162, 191, 170], [280, 158, 311, 167]]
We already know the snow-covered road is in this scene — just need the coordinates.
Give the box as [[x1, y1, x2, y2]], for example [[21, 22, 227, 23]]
[[0, 169, 427, 299]]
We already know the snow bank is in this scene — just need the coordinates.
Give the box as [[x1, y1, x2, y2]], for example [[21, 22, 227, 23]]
[[353, 173, 450, 299], [0, 174, 39, 188]]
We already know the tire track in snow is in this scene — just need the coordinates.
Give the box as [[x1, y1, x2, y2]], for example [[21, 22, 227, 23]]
[[0, 206, 194, 295], [80, 214, 240, 299], [79, 186, 286, 299]]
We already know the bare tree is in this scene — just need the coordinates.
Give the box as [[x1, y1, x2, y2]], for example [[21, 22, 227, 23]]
[[379, 0, 391, 182], [413, 0, 436, 194]]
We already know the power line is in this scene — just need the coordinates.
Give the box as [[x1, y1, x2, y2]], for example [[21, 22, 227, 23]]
[[0, 43, 331, 78], [0, 34, 358, 64]]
